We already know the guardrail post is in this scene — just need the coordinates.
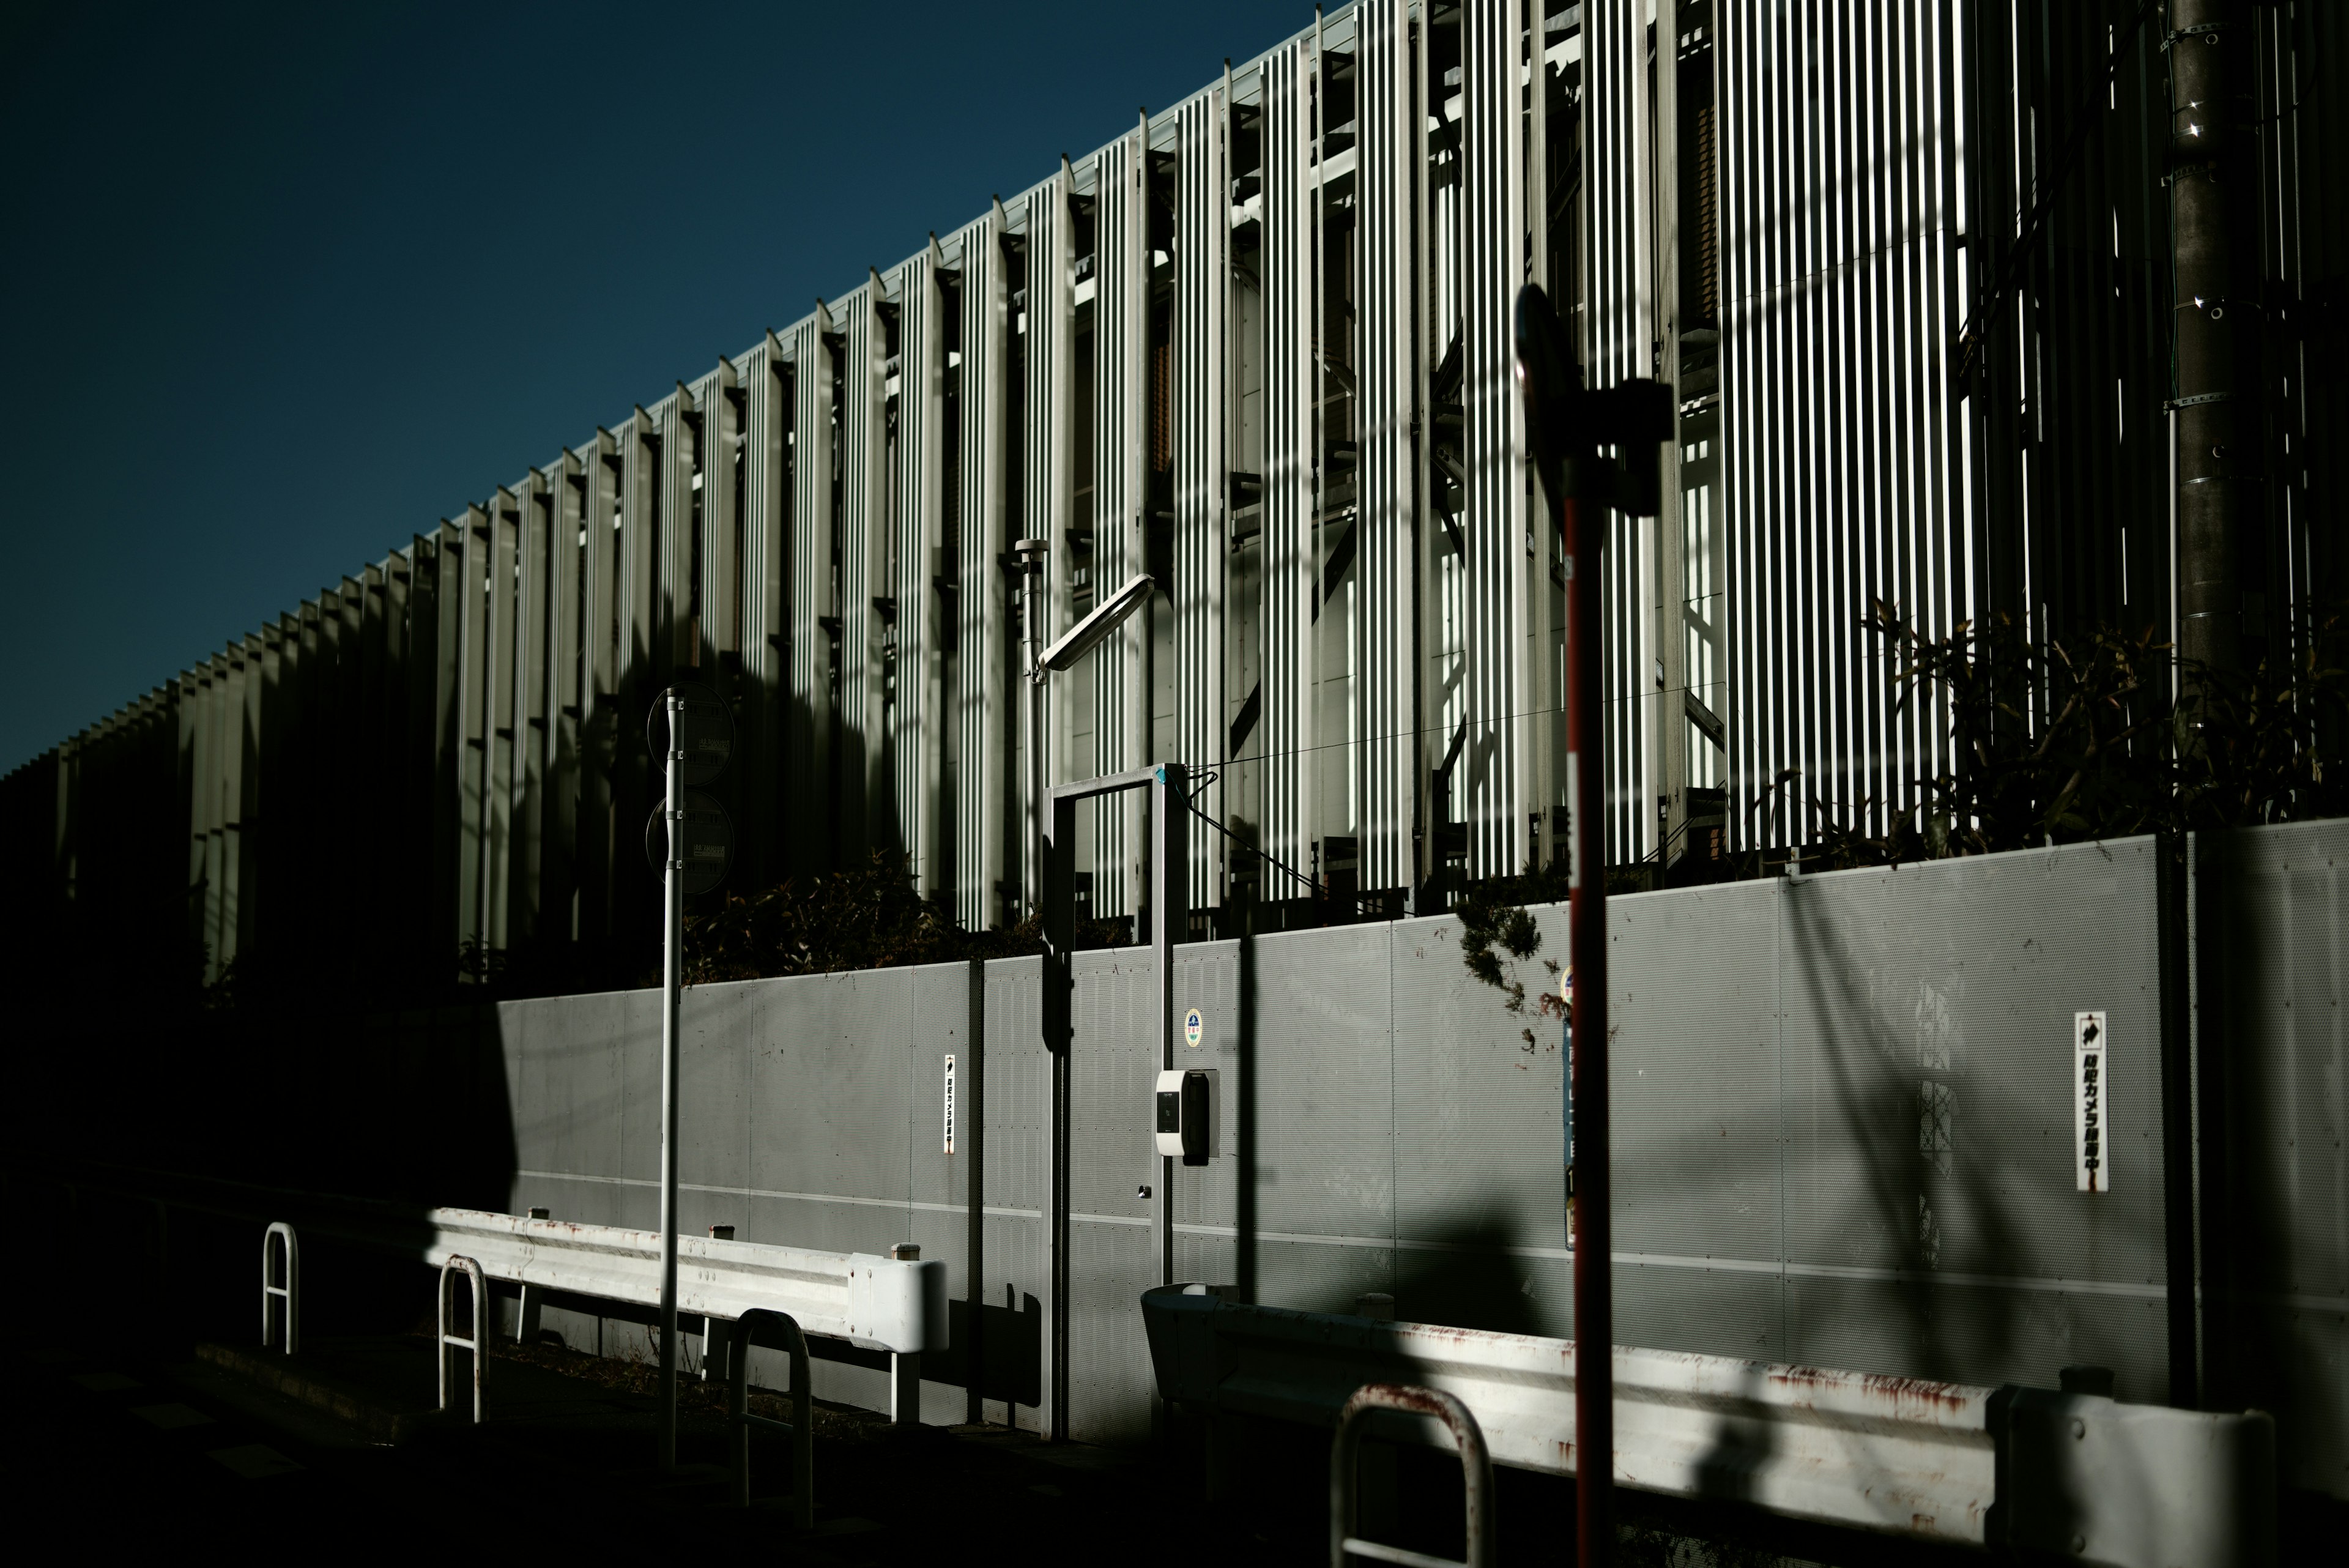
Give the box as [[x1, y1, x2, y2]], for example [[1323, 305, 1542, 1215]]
[[702, 1224, 735, 1383], [516, 1207, 549, 1345], [261, 1221, 299, 1354], [730, 1307, 814, 1529], [888, 1241, 922, 1424], [1330, 1383, 1494, 1568], [439, 1254, 488, 1424]]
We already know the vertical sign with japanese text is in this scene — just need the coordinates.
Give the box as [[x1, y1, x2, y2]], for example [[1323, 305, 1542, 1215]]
[[2074, 1011, 2109, 1192], [943, 1053, 957, 1156]]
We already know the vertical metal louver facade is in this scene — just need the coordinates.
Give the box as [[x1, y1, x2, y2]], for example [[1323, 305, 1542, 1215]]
[[10, 1, 2343, 976], [955, 210, 1011, 932], [1088, 126, 1149, 924]]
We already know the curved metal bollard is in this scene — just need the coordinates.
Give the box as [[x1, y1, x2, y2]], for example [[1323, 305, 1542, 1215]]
[[261, 1222, 299, 1354], [438, 1254, 488, 1424], [1330, 1382, 1495, 1568], [729, 1307, 813, 1528]]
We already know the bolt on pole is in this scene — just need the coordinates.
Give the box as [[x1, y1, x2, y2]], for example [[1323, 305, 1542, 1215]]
[[658, 690, 683, 1471]]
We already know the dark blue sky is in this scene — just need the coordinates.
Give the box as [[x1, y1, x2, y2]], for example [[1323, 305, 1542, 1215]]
[[0, 1, 1307, 772]]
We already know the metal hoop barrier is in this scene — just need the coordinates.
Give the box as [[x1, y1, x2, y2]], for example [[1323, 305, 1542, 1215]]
[[261, 1221, 299, 1354], [1330, 1383, 1495, 1568], [728, 1308, 814, 1528], [437, 1254, 488, 1424]]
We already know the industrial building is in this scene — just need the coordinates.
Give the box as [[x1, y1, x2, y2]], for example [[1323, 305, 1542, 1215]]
[[4, 0, 2340, 984]]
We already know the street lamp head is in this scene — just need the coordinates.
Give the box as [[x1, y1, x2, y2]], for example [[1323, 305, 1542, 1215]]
[[1013, 537, 1049, 574], [1041, 571, 1154, 673]]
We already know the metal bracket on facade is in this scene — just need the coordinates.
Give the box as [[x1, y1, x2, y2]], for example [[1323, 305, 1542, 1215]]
[[2164, 391, 2232, 412], [2159, 23, 2229, 52]]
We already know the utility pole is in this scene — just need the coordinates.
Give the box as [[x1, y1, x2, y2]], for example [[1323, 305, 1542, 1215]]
[[2170, 0, 2253, 683]]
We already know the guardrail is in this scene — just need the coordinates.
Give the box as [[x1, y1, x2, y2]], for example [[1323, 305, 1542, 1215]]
[[407, 1208, 944, 1428], [1143, 1286, 2276, 1568], [419, 1208, 946, 1361]]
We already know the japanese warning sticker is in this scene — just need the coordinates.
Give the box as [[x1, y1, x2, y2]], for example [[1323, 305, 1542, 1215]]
[[2074, 1011, 2109, 1193]]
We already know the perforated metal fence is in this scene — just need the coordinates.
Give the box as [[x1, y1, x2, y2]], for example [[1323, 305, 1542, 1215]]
[[483, 828, 2343, 1497]]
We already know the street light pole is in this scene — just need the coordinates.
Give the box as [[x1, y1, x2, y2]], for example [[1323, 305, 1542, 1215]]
[[656, 689, 683, 1471]]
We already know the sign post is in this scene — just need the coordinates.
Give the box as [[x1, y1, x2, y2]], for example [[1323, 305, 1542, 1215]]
[[644, 682, 733, 1472], [1516, 283, 1671, 1568]]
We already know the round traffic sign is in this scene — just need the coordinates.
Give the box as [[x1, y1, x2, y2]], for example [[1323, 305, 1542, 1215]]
[[644, 789, 736, 895], [646, 682, 734, 786]]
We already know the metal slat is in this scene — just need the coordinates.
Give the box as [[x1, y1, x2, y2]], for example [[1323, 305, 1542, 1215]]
[[1261, 40, 1314, 894], [956, 207, 1009, 932], [838, 282, 886, 862], [1726, 0, 1970, 849], [659, 387, 697, 679], [1461, 0, 1528, 883], [787, 310, 837, 874], [615, 408, 661, 924], [699, 359, 741, 674], [453, 503, 491, 953], [1091, 124, 1149, 925], [892, 250, 946, 895], [482, 492, 518, 949], [738, 335, 789, 893], [543, 456, 583, 938], [1174, 88, 1228, 912], [1022, 166, 1075, 918], [510, 472, 550, 944], [576, 435, 618, 940]]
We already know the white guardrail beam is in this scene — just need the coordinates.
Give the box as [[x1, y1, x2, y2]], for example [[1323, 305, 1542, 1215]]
[[425, 1208, 948, 1357], [1141, 1287, 2274, 1568]]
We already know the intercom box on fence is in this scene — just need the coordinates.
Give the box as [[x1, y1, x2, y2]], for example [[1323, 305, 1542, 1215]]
[[1153, 1069, 1219, 1165]]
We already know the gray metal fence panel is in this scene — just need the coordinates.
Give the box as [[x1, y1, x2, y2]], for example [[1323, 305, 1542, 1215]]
[[906, 959, 973, 1424], [677, 978, 758, 1228], [463, 831, 2339, 1496], [1390, 912, 1573, 1339], [1170, 942, 1242, 1257], [1608, 877, 1787, 1362], [1067, 947, 1159, 1444], [1777, 842, 2167, 1402], [1235, 924, 1394, 1315], [983, 955, 1048, 1430], [502, 988, 655, 1230], [743, 967, 912, 1259], [2200, 819, 2347, 1499]]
